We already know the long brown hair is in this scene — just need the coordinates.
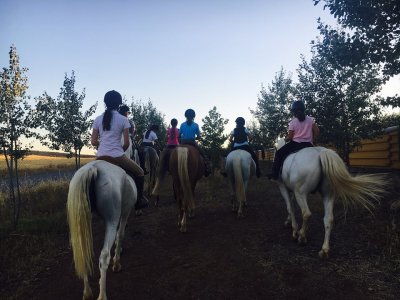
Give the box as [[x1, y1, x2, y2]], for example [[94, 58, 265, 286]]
[[102, 90, 122, 131]]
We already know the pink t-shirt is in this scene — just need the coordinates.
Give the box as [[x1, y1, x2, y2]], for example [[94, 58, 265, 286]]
[[288, 116, 315, 143], [167, 127, 179, 145]]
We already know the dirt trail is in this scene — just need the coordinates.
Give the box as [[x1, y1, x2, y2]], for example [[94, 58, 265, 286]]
[[16, 165, 400, 300]]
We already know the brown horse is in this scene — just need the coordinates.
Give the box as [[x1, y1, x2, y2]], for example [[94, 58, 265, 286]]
[[153, 144, 204, 232]]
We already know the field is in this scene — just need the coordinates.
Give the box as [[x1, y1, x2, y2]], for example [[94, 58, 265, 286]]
[[1, 160, 400, 300], [0, 153, 95, 176]]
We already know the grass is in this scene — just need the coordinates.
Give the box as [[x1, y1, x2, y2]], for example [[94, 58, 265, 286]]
[[0, 178, 70, 300], [0, 154, 95, 176]]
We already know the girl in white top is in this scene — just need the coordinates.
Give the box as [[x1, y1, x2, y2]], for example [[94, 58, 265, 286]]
[[91, 90, 148, 209]]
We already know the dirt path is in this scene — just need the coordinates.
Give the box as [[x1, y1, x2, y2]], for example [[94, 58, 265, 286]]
[[17, 168, 400, 300]]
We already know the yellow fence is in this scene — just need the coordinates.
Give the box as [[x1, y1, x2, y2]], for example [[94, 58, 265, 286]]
[[349, 126, 399, 169]]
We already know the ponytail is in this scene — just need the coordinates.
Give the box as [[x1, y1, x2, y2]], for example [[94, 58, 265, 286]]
[[102, 108, 113, 131]]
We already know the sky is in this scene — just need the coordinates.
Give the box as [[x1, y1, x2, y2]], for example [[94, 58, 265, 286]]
[[1, 0, 399, 154]]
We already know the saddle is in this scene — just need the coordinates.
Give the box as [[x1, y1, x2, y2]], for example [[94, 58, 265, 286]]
[[96, 156, 137, 179]]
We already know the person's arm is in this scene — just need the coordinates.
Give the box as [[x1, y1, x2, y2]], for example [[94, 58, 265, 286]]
[[195, 124, 201, 141], [122, 128, 130, 151], [91, 128, 100, 147], [285, 130, 294, 142]]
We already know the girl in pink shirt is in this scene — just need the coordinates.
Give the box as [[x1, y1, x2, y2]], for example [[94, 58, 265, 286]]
[[269, 100, 320, 180], [166, 118, 179, 148]]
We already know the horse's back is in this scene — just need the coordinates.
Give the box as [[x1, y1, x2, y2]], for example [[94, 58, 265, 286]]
[[78, 160, 135, 217], [170, 145, 204, 182], [282, 146, 324, 192], [226, 150, 255, 176]]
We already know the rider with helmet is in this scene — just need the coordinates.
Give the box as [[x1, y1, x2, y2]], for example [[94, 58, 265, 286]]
[[179, 108, 211, 177], [269, 100, 320, 181], [221, 117, 262, 178], [91, 90, 148, 209], [118, 104, 136, 137]]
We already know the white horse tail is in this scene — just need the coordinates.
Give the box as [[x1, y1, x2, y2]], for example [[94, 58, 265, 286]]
[[319, 149, 387, 212], [67, 164, 97, 280], [177, 147, 195, 210], [232, 155, 246, 204]]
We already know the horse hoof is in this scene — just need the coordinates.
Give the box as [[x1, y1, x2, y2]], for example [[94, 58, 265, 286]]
[[318, 250, 329, 259], [112, 262, 122, 273], [180, 227, 187, 233]]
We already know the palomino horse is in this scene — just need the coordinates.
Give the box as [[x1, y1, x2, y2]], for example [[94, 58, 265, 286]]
[[276, 145, 387, 258], [140, 146, 159, 196], [67, 160, 136, 300], [154, 144, 204, 232], [225, 149, 256, 217]]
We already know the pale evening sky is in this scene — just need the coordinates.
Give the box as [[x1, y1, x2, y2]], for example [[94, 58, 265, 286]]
[[1, 0, 398, 154]]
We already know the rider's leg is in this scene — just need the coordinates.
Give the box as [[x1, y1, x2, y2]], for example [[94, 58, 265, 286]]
[[242, 145, 262, 178], [271, 143, 294, 180], [116, 155, 148, 210]]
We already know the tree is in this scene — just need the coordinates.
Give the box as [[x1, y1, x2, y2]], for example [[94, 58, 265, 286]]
[[32, 72, 97, 169], [313, 1, 400, 109], [251, 67, 295, 148], [314, 0, 400, 79], [0, 45, 33, 227], [201, 106, 229, 170], [297, 41, 384, 163], [246, 120, 264, 150], [128, 98, 166, 146]]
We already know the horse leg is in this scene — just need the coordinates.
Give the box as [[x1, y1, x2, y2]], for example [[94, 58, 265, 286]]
[[278, 184, 298, 239], [294, 191, 312, 245], [112, 216, 130, 272], [180, 209, 187, 233], [98, 222, 118, 300], [83, 275, 93, 300], [319, 194, 334, 259]]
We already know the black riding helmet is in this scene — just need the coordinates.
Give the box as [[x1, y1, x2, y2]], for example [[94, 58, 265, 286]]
[[235, 117, 245, 126], [118, 104, 130, 115], [104, 90, 122, 109], [184, 109, 196, 119]]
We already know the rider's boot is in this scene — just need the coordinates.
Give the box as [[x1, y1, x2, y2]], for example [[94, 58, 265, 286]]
[[134, 176, 149, 210]]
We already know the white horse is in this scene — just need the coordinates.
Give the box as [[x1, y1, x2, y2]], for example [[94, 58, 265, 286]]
[[67, 160, 137, 300], [225, 149, 256, 217], [123, 135, 140, 165], [275, 144, 387, 258]]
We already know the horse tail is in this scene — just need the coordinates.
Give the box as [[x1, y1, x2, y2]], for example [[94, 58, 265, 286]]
[[67, 164, 97, 280], [232, 155, 246, 204], [319, 149, 387, 213], [177, 147, 195, 210]]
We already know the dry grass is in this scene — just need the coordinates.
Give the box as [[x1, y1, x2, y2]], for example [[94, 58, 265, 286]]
[[0, 154, 95, 176], [0, 179, 70, 299]]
